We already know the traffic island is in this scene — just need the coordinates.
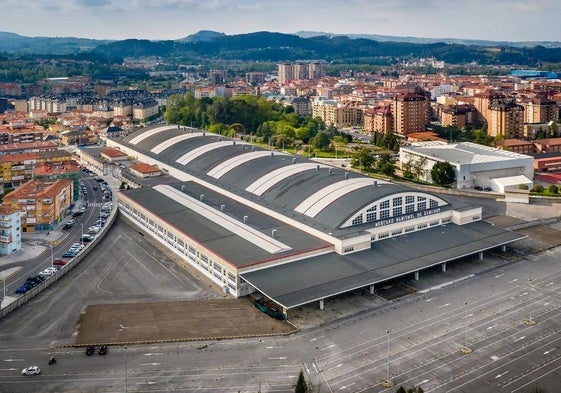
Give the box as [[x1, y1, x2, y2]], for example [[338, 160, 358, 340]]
[[460, 346, 472, 354], [524, 318, 536, 326], [380, 379, 395, 388]]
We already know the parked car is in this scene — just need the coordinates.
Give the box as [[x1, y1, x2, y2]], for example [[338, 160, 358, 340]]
[[61, 251, 77, 258], [88, 226, 101, 234], [21, 366, 41, 376], [53, 258, 67, 266], [72, 211, 84, 218], [14, 286, 29, 294], [63, 223, 74, 230], [86, 346, 95, 356], [26, 276, 43, 285], [81, 234, 95, 242]]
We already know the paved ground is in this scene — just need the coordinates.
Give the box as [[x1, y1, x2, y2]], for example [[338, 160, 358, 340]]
[[76, 298, 296, 345]]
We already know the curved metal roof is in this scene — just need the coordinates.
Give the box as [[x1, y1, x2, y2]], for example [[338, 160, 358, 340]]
[[119, 125, 450, 232]]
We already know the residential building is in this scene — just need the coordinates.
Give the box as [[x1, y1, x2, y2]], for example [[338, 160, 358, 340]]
[[289, 97, 312, 116], [245, 72, 266, 85], [473, 90, 506, 123], [364, 105, 392, 135], [391, 92, 428, 135], [0, 206, 21, 255], [519, 97, 558, 124], [440, 104, 477, 128], [488, 102, 524, 139], [132, 99, 159, 121], [129, 163, 161, 178], [2, 178, 73, 232], [312, 99, 363, 128]]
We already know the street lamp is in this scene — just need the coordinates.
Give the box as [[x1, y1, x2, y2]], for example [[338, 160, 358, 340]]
[[80, 223, 84, 245], [525, 279, 536, 326], [50, 244, 54, 268], [380, 330, 394, 388], [460, 302, 472, 354]]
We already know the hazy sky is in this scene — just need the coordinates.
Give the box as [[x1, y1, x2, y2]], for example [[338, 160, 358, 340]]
[[1, 0, 560, 42]]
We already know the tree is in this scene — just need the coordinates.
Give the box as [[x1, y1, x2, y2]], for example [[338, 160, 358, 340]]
[[548, 184, 558, 194], [430, 161, 456, 186], [532, 184, 544, 193], [295, 369, 308, 393], [351, 148, 376, 172], [376, 154, 396, 177], [311, 131, 331, 151]]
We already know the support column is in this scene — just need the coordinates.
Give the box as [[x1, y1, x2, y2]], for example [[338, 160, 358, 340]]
[[414, 271, 419, 281], [282, 307, 288, 319], [501, 244, 506, 252], [369, 284, 375, 294], [479, 252, 484, 261], [441, 262, 447, 272], [319, 298, 324, 310]]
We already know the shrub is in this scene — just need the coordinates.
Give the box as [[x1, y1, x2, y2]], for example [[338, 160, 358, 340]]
[[548, 184, 558, 194], [532, 184, 544, 193]]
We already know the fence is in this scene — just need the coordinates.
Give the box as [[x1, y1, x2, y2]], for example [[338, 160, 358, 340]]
[[0, 204, 119, 318]]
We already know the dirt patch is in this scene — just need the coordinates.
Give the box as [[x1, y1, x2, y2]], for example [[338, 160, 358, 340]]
[[485, 215, 526, 228], [516, 225, 561, 249], [376, 282, 416, 301], [75, 298, 296, 346]]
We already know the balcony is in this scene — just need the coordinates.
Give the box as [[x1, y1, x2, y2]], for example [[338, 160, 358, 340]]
[[0, 235, 12, 243]]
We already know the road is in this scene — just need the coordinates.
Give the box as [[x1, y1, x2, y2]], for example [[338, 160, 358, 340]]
[[0, 198, 560, 392]]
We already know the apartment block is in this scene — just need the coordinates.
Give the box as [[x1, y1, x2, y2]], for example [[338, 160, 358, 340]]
[[277, 62, 325, 85], [473, 90, 506, 123], [2, 178, 73, 232], [520, 97, 558, 124], [312, 99, 363, 128], [488, 102, 525, 139], [391, 92, 428, 135], [364, 105, 392, 134], [440, 104, 477, 128], [245, 72, 266, 85], [0, 206, 21, 255]]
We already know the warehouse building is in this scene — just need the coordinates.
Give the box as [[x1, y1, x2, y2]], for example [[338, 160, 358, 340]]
[[109, 125, 524, 315]]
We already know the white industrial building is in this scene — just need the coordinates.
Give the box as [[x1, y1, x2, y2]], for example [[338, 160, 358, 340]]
[[399, 142, 534, 191]]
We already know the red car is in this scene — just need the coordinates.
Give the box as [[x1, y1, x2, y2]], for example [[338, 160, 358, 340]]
[[53, 259, 67, 266]]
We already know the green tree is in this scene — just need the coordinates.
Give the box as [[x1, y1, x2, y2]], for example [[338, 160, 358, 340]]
[[548, 184, 558, 194], [311, 131, 331, 151], [351, 148, 376, 172], [376, 154, 396, 177], [430, 161, 456, 186], [295, 369, 308, 393], [532, 184, 544, 193]]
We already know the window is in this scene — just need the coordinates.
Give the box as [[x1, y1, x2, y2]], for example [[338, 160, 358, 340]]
[[405, 225, 415, 233], [418, 201, 426, 210], [430, 199, 439, 208], [430, 220, 440, 227], [380, 200, 390, 209], [391, 228, 402, 236], [380, 209, 390, 219], [418, 196, 426, 202], [343, 246, 354, 253], [405, 195, 415, 204], [472, 215, 481, 221], [352, 215, 363, 225], [393, 197, 402, 206], [406, 204, 415, 214], [366, 211, 377, 222], [392, 206, 402, 216], [378, 232, 389, 239], [417, 223, 428, 229], [442, 217, 452, 224]]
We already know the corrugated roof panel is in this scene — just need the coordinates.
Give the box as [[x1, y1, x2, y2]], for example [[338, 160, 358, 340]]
[[129, 125, 177, 145], [154, 184, 292, 254], [151, 133, 204, 154], [208, 151, 288, 179], [176, 141, 248, 166], [246, 163, 328, 196]]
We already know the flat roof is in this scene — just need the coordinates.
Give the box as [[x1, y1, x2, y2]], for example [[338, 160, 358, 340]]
[[121, 182, 331, 268], [241, 220, 526, 309]]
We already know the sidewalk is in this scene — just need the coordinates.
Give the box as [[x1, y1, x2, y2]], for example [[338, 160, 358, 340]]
[[0, 229, 66, 267]]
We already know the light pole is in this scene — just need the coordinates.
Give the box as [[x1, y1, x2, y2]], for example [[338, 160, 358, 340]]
[[380, 329, 394, 388], [525, 278, 536, 326], [50, 244, 54, 268], [80, 223, 84, 245], [125, 346, 128, 393], [460, 302, 472, 354]]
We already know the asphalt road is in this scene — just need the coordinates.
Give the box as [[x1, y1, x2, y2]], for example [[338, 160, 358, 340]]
[[0, 186, 560, 392]]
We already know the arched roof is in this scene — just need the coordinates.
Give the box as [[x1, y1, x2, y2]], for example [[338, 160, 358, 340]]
[[120, 125, 450, 232]]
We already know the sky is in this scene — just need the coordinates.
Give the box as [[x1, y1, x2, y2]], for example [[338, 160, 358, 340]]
[[1, 0, 560, 42]]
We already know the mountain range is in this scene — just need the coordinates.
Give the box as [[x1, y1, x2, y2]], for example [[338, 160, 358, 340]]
[[1, 30, 561, 66]]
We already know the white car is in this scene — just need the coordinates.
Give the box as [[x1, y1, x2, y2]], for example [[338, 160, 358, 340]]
[[21, 366, 40, 375], [88, 226, 101, 234]]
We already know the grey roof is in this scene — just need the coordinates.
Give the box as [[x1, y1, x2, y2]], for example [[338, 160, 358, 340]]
[[121, 182, 331, 268], [240, 220, 526, 309], [119, 125, 458, 235]]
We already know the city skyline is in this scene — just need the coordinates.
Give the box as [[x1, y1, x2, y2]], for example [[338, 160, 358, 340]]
[[1, 0, 560, 42]]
